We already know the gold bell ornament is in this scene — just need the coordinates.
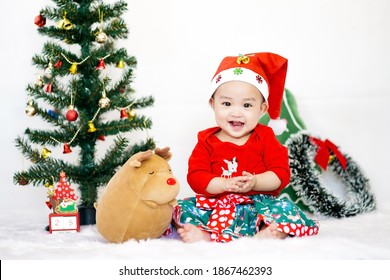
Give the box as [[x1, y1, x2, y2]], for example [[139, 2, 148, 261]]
[[25, 100, 37, 116], [116, 59, 125, 69], [236, 55, 250, 64], [61, 53, 90, 75], [128, 109, 136, 121], [57, 12, 73, 30], [87, 121, 97, 133], [69, 63, 78, 74], [41, 147, 52, 159]]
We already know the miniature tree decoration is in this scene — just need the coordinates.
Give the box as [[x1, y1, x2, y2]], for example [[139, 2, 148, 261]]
[[14, 0, 155, 214], [52, 171, 79, 214], [53, 171, 78, 202]]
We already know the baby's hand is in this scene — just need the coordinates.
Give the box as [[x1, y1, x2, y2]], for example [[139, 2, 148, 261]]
[[239, 171, 257, 192], [222, 177, 246, 192], [223, 172, 256, 193]]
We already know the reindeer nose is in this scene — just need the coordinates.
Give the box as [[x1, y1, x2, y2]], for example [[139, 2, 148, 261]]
[[166, 178, 176, 186]]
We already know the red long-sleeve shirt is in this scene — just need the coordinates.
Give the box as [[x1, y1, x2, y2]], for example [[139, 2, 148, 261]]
[[187, 124, 290, 197]]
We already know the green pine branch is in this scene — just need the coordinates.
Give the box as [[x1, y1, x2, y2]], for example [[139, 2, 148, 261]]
[[97, 136, 130, 167], [93, 137, 157, 182]]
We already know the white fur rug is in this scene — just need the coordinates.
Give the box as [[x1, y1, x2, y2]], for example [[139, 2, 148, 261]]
[[1, 206, 389, 279], [1, 205, 389, 260]]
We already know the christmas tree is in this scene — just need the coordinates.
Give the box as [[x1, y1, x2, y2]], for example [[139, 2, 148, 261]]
[[13, 0, 155, 212]]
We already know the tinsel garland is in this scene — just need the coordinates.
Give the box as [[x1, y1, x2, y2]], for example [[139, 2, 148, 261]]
[[286, 131, 376, 218]]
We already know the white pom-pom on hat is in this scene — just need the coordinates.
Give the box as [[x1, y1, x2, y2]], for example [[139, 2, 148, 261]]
[[268, 118, 287, 135]]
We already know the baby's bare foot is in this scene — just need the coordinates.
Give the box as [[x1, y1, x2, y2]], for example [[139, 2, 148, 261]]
[[177, 224, 210, 243], [254, 223, 288, 239]]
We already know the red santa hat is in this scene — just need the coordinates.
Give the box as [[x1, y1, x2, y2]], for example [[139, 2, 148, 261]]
[[210, 52, 288, 135]]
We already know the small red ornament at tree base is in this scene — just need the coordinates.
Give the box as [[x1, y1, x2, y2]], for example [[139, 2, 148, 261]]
[[66, 107, 78, 122], [18, 178, 29, 186]]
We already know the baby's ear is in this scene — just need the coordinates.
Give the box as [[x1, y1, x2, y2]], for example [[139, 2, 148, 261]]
[[261, 101, 269, 113]]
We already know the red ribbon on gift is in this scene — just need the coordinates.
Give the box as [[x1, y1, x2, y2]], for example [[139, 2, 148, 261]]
[[310, 137, 347, 170], [196, 193, 253, 242]]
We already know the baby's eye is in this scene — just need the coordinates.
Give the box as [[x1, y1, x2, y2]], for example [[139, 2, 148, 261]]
[[149, 171, 155, 175], [222, 102, 231, 106], [243, 103, 253, 108]]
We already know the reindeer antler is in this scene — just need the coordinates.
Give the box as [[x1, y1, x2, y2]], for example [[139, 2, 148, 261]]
[[129, 150, 153, 167], [154, 147, 172, 161]]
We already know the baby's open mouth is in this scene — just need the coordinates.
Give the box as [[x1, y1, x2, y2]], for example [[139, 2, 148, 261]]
[[229, 121, 244, 127]]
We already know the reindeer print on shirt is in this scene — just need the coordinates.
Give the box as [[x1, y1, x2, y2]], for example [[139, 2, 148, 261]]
[[221, 157, 238, 178]]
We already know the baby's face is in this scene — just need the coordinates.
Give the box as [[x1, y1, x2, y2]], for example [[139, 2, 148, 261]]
[[210, 81, 268, 142]]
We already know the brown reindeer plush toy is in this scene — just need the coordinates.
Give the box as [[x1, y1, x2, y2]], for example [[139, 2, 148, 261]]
[[95, 147, 180, 243]]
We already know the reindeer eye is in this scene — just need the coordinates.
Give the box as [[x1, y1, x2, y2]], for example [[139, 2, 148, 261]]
[[149, 171, 155, 175]]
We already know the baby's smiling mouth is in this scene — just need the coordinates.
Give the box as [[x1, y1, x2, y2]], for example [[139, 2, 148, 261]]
[[229, 121, 244, 127]]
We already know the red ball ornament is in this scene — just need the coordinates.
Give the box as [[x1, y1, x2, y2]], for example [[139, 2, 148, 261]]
[[66, 107, 78, 122], [18, 178, 29, 186], [34, 14, 46, 28]]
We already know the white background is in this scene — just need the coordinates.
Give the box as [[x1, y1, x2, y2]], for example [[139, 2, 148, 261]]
[[1, 0, 389, 215]]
